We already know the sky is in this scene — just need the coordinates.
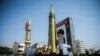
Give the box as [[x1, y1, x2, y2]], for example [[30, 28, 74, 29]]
[[0, 0, 100, 50]]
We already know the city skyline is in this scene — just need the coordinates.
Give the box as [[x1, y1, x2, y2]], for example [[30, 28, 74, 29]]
[[0, 0, 100, 50]]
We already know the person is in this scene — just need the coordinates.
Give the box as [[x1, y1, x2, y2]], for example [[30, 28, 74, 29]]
[[56, 29, 65, 55], [57, 29, 65, 44]]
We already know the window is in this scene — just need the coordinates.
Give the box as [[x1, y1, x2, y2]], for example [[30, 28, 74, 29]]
[[18, 50, 23, 52], [18, 45, 23, 48]]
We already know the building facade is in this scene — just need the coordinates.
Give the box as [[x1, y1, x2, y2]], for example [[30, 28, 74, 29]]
[[12, 42, 25, 56], [75, 40, 85, 56]]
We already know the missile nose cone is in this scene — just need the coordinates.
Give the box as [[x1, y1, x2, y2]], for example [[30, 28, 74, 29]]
[[50, 5, 54, 14], [25, 21, 28, 30], [28, 19, 31, 25], [25, 18, 31, 30]]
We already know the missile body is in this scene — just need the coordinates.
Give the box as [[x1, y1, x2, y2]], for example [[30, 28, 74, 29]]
[[25, 19, 31, 49], [49, 6, 56, 53]]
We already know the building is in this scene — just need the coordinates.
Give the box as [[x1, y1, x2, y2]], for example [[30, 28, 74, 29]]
[[75, 40, 85, 56], [12, 42, 25, 56]]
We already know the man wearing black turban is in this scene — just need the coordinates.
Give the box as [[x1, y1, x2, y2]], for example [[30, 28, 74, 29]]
[[57, 29, 65, 44], [56, 29, 65, 55]]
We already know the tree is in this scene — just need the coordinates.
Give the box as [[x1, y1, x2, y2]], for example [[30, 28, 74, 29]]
[[0, 46, 12, 55]]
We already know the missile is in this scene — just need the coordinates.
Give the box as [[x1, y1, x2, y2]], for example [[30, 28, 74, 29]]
[[49, 5, 56, 53]]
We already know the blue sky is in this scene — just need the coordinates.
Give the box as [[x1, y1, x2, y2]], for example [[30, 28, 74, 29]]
[[0, 0, 100, 50]]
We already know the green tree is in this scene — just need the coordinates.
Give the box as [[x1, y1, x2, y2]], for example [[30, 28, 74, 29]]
[[0, 46, 12, 55]]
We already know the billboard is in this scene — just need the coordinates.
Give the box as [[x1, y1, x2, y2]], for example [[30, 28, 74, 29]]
[[56, 17, 74, 48], [56, 24, 67, 44]]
